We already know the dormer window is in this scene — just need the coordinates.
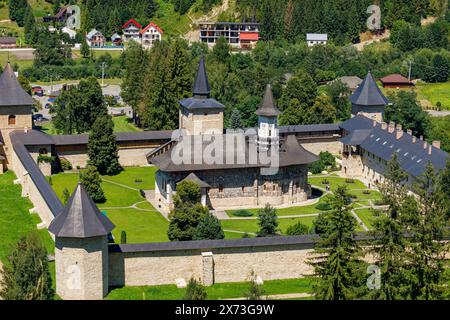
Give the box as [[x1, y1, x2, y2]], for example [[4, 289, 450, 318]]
[[8, 115, 16, 125]]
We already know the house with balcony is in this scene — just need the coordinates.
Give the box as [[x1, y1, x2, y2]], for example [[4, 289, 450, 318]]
[[86, 29, 105, 47], [199, 22, 260, 49], [306, 33, 328, 47], [140, 22, 163, 49], [122, 19, 142, 43]]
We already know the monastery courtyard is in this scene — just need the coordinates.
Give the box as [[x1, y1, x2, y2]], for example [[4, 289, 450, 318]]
[[46, 165, 383, 243]]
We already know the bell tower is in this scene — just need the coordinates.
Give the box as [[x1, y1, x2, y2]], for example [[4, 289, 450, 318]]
[[179, 57, 225, 135], [256, 84, 281, 151]]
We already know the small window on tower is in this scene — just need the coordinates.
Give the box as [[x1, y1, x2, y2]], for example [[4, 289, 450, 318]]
[[8, 115, 16, 125]]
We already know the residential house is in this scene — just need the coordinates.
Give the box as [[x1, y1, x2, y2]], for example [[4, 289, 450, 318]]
[[0, 37, 16, 48], [333, 76, 363, 93], [306, 33, 328, 47], [199, 22, 260, 49], [379, 74, 414, 89], [140, 22, 163, 49], [86, 29, 105, 47], [122, 19, 142, 43], [62, 27, 77, 40], [111, 33, 122, 46]]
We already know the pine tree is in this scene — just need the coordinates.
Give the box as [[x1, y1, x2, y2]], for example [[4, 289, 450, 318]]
[[80, 38, 91, 59], [193, 213, 225, 240], [304, 96, 336, 125], [407, 163, 448, 300], [62, 187, 70, 205], [23, 5, 35, 45], [257, 204, 279, 237], [229, 109, 243, 129], [309, 186, 364, 300], [87, 115, 122, 176], [245, 271, 266, 300], [369, 153, 410, 300], [212, 36, 230, 62], [0, 233, 54, 300], [284, 0, 295, 42], [79, 165, 106, 203]]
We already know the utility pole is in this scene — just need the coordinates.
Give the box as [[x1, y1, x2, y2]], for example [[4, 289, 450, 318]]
[[100, 62, 107, 87], [408, 60, 412, 81]]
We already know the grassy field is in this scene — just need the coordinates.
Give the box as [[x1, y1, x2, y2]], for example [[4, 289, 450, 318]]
[[49, 167, 166, 243], [107, 277, 315, 300], [415, 81, 450, 110], [0, 171, 54, 263], [354, 208, 379, 229], [112, 116, 142, 133], [107, 208, 169, 243], [0, 51, 34, 71], [308, 176, 366, 191], [222, 216, 318, 235]]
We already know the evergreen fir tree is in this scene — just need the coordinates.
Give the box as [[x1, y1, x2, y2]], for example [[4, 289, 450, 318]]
[[257, 204, 279, 237], [229, 109, 243, 129], [62, 187, 70, 205], [184, 278, 207, 300], [80, 38, 91, 59], [87, 115, 122, 176], [79, 165, 106, 203], [193, 213, 225, 240], [0, 233, 54, 300], [309, 186, 364, 300], [245, 271, 266, 300]]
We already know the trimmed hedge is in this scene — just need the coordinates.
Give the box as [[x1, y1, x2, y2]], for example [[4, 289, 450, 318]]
[[232, 210, 253, 217]]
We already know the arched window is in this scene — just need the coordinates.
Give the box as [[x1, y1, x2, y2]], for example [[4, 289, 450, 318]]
[[8, 115, 16, 125]]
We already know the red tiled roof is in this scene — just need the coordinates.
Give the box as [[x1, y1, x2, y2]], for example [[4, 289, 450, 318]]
[[379, 74, 412, 84], [122, 19, 142, 29], [140, 22, 163, 35], [239, 32, 259, 41]]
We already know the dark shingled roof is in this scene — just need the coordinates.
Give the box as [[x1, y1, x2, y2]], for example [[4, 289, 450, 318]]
[[180, 57, 225, 111], [148, 133, 318, 172], [48, 183, 115, 238], [279, 123, 341, 134], [178, 172, 211, 188], [0, 63, 35, 106], [255, 84, 281, 117], [349, 72, 389, 106], [10, 131, 63, 217], [340, 116, 449, 177], [193, 57, 211, 98]]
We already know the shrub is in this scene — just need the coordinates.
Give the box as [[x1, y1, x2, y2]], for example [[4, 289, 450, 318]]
[[345, 178, 355, 184], [245, 271, 265, 300], [134, 178, 143, 183], [286, 222, 310, 236], [233, 209, 253, 217], [242, 233, 251, 238], [321, 179, 330, 185], [315, 202, 332, 211], [309, 161, 324, 174], [120, 231, 127, 244], [362, 190, 371, 195], [60, 158, 72, 171], [184, 278, 207, 300]]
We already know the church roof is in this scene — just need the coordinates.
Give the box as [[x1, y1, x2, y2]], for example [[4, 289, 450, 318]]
[[48, 183, 115, 238], [178, 172, 211, 188], [0, 63, 35, 106], [193, 57, 211, 98], [256, 84, 281, 117], [349, 72, 389, 106], [148, 133, 318, 172]]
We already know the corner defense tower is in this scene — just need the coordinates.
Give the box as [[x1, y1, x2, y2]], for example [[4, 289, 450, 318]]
[[48, 183, 115, 300], [349, 71, 389, 123]]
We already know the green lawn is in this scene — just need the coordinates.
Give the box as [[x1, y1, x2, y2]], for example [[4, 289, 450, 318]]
[[349, 189, 382, 201], [0, 171, 54, 264], [416, 81, 450, 110], [355, 208, 380, 230], [0, 51, 34, 72], [308, 176, 367, 191], [222, 216, 318, 235], [227, 201, 328, 217], [153, 0, 195, 36], [107, 277, 315, 300], [112, 116, 142, 133], [107, 208, 169, 243], [101, 166, 157, 190]]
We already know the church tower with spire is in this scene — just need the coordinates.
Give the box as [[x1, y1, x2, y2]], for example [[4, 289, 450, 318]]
[[179, 57, 225, 135], [256, 84, 281, 151]]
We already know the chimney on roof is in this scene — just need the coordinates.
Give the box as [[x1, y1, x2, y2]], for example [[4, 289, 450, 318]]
[[419, 135, 423, 141], [372, 119, 377, 127], [381, 122, 387, 130], [428, 145, 432, 155], [412, 136, 417, 143], [424, 141, 428, 149], [395, 124, 403, 140], [407, 129, 412, 136], [388, 122, 395, 133], [432, 141, 441, 150], [24, 127, 28, 133]]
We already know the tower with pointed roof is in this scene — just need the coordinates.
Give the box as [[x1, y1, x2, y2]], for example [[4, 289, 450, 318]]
[[349, 71, 389, 123], [0, 63, 34, 170], [179, 57, 225, 135], [256, 84, 281, 151], [49, 183, 115, 300]]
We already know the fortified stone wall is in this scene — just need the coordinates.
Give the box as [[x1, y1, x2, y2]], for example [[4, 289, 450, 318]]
[[300, 140, 342, 156], [108, 244, 315, 288], [11, 148, 55, 226]]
